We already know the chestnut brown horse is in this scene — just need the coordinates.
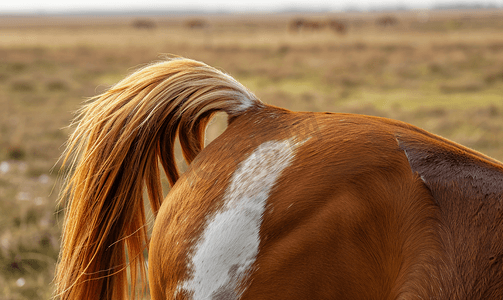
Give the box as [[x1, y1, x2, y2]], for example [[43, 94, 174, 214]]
[[55, 58, 503, 299]]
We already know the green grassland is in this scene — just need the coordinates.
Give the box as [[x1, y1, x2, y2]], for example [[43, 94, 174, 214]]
[[0, 10, 502, 299]]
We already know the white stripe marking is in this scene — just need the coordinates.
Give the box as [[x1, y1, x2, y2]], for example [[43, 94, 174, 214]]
[[179, 138, 305, 299]]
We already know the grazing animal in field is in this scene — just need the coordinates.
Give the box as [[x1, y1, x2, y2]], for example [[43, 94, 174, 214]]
[[55, 58, 503, 300], [185, 19, 209, 29], [289, 18, 304, 32], [290, 18, 346, 35], [131, 19, 156, 29], [328, 20, 347, 34], [289, 18, 326, 32], [376, 15, 399, 27]]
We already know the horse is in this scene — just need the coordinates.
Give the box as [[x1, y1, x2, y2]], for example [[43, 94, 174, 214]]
[[376, 16, 399, 27], [289, 18, 326, 33], [55, 58, 503, 299], [328, 20, 347, 35], [185, 19, 209, 30]]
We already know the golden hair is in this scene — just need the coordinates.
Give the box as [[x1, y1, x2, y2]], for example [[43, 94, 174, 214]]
[[55, 58, 261, 299]]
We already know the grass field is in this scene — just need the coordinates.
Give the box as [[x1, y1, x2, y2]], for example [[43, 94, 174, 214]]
[[0, 9, 502, 299]]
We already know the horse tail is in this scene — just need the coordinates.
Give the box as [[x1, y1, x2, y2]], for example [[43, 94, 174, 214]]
[[55, 58, 263, 300]]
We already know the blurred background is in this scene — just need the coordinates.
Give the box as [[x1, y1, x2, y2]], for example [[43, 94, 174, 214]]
[[1, 0, 503, 298]]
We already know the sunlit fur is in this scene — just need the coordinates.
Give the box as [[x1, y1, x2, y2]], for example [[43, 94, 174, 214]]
[[55, 58, 503, 300], [55, 58, 261, 299]]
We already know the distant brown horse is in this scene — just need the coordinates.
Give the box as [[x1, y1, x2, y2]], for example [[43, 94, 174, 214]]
[[55, 58, 503, 299], [290, 18, 346, 34], [328, 19, 347, 34], [289, 18, 325, 32], [376, 15, 398, 27], [131, 19, 156, 29], [185, 19, 209, 29]]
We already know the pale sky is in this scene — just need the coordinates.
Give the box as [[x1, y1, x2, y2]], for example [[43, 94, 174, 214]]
[[0, 0, 501, 13]]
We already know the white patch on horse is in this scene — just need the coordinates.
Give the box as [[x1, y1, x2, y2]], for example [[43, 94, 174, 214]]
[[179, 138, 305, 299]]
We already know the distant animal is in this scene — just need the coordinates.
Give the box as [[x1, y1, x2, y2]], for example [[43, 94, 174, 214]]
[[328, 20, 347, 34], [289, 18, 304, 32], [185, 19, 209, 29], [289, 18, 326, 32], [55, 58, 503, 299], [290, 18, 347, 35], [131, 19, 156, 29], [376, 15, 398, 27]]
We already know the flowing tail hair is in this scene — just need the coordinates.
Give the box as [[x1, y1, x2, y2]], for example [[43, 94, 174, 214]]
[[55, 58, 263, 299]]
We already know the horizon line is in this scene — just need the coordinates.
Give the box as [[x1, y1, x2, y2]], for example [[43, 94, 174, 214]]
[[0, 3, 501, 16]]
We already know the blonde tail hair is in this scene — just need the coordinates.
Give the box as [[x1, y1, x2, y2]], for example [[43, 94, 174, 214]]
[[55, 58, 262, 299]]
